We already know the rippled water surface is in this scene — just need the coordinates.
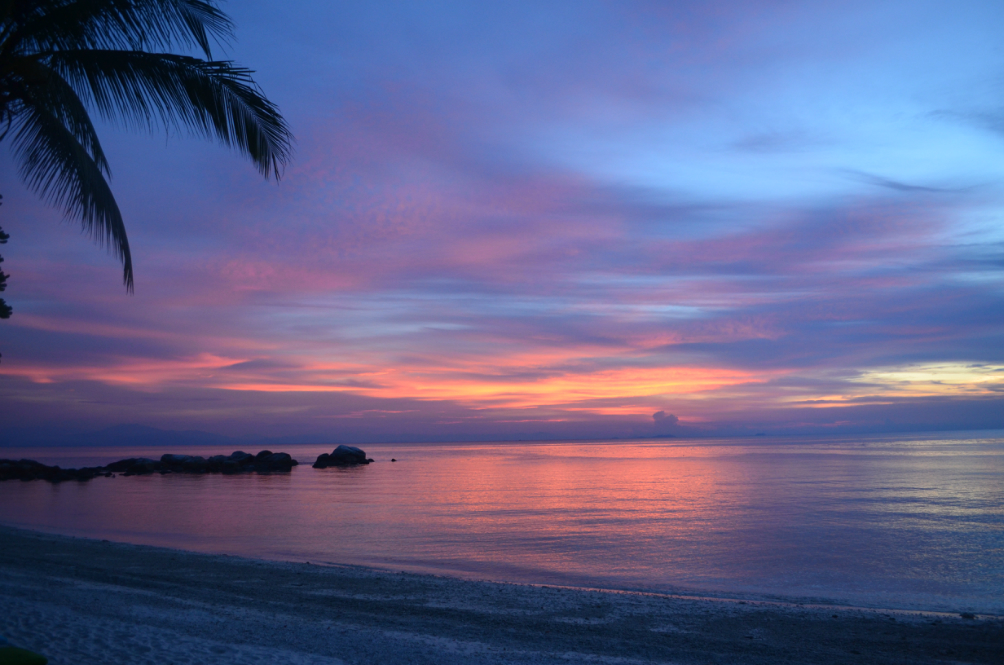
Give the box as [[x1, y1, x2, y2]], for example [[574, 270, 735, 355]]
[[1, 433, 1002, 612]]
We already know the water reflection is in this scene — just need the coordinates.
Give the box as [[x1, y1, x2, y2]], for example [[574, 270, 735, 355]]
[[1, 433, 1001, 612]]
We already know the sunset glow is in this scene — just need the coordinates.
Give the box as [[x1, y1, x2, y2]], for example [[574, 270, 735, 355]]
[[1, 0, 1003, 442]]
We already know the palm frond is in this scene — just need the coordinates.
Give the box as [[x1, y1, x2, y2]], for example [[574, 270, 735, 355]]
[[5, 0, 232, 59], [0, 1, 290, 294], [4, 54, 110, 174], [12, 96, 133, 290], [51, 49, 293, 178]]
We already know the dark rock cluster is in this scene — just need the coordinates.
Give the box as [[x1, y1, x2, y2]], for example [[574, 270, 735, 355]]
[[153, 450, 298, 474], [0, 459, 113, 482], [1, 450, 298, 483], [313, 445, 374, 468]]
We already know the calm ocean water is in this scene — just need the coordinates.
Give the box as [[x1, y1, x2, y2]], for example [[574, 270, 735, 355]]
[[1, 432, 1001, 613]]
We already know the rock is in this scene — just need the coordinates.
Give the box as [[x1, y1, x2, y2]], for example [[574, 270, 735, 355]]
[[105, 458, 139, 472], [180, 456, 204, 470], [1, 458, 112, 482], [158, 452, 243, 471], [187, 456, 208, 471], [313, 445, 371, 468], [220, 451, 253, 473], [259, 452, 297, 470], [3, 459, 46, 481], [159, 454, 209, 472], [1, 449, 300, 482], [228, 451, 255, 466], [106, 457, 159, 474], [206, 455, 227, 472], [130, 458, 160, 474], [73, 467, 108, 481], [333, 445, 368, 463]]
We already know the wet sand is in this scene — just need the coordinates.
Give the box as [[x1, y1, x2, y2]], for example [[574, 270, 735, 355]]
[[0, 525, 1000, 664]]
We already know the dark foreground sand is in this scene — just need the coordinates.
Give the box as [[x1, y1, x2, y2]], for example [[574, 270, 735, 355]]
[[0, 526, 1000, 665]]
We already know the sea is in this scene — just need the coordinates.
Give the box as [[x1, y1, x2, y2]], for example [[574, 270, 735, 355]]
[[1, 432, 1001, 614]]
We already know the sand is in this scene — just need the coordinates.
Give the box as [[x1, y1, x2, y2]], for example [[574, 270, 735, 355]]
[[0, 526, 1000, 664]]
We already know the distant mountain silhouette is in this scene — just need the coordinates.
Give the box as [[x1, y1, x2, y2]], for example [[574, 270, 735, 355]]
[[87, 425, 238, 447], [0, 424, 239, 448]]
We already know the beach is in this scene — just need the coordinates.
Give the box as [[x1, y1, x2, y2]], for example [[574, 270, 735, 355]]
[[0, 526, 1000, 665]]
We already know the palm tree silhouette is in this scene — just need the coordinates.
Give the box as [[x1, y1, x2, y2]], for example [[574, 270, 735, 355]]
[[0, 0, 293, 291]]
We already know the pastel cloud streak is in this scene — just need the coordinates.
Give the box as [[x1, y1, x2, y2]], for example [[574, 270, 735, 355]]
[[1, 0, 1003, 442]]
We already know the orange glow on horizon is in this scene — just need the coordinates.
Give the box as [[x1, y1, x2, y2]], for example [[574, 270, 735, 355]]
[[5, 312, 1000, 423], [216, 364, 762, 411]]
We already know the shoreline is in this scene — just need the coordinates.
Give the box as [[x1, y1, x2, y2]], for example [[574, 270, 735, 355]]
[[1, 526, 1000, 664], [5, 519, 994, 618]]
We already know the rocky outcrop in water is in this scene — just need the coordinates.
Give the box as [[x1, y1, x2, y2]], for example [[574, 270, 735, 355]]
[[0, 459, 112, 482], [313, 445, 374, 468], [0, 450, 299, 483], [104, 457, 160, 474]]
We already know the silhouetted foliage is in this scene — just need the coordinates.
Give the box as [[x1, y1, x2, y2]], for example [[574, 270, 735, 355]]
[[0, 0, 293, 291], [0, 195, 9, 318], [0, 195, 9, 364], [0, 241, 9, 319], [0, 243, 9, 320]]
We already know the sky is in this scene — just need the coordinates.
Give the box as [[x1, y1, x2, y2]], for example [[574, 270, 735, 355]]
[[2, 0, 1004, 444]]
